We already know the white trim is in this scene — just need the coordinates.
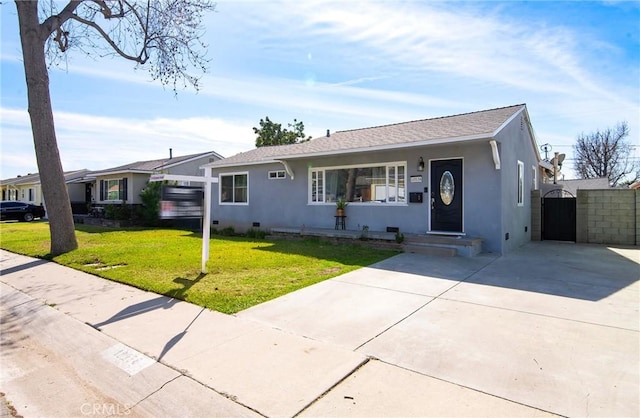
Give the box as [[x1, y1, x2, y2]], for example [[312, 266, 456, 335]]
[[307, 161, 407, 205], [517, 160, 525, 206], [491, 106, 525, 138], [427, 231, 466, 237], [428, 157, 464, 234], [268, 170, 287, 180], [276, 160, 294, 180], [219, 171, 249, 205], [532, 165, 538, 190], [273, 134, 491, 161], [489, 140, 501, 170]]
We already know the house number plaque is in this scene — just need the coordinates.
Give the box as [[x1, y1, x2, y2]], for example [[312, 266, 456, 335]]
[[440, 171, 454, 205]]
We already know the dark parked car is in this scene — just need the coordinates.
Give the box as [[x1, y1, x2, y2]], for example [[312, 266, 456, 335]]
[[0, 201, 46, 222]]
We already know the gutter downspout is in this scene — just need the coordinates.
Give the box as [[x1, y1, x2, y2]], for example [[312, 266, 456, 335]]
[[489, 140, 501, 170]]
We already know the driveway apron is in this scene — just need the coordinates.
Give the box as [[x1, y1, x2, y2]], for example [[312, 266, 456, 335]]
[[238, 242, 640, 417]]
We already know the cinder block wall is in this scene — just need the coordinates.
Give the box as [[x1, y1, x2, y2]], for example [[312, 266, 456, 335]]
[[576, 189, 638, 246], [530, 190, 541, 241]]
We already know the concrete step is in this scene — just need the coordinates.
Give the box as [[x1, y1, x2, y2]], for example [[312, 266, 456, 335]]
[[402, 243, 457, 257], [401, 234, 483, 257]]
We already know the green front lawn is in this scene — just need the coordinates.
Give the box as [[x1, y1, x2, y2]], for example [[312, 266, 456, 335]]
[[0, 222, 396, 313]]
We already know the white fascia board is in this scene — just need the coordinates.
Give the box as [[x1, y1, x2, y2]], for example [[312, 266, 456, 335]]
[[491, 106, 525, 138], [494, 105, 543, 163], [161, 151, 224, 170], [200, 160, 279, 170], [149, 173, 218, 183], [92, 169, 154, 177], [66, 177, 96, 184], [270, 133, 492, 160]]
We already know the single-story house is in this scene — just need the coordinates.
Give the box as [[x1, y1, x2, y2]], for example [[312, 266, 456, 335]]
[[1, 169, 90, 209], [86, 150, 223, 207], [202, 104, 547, 254], [1, 151, 223, 215]]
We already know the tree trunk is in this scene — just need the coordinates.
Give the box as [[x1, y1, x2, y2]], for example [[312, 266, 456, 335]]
[[16, 1, 78, 255]]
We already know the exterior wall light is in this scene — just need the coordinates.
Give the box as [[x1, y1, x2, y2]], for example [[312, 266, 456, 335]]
[[417, 157, 425, 172]]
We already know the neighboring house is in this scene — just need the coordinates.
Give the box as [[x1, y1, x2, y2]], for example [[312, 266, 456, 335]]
[[202, 104, 544, 255], [1, 172, 41, 203], [1, 170, 90, 210], [88, 151, 223, 206], [1, 151, 222, 215], [555, 177, 610, 196]]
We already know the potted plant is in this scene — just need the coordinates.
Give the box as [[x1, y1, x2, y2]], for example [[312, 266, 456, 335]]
[[336, 198, 348, 216]]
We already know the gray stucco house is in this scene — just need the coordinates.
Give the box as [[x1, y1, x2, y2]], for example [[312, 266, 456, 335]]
[[202, 104, 544, 254]]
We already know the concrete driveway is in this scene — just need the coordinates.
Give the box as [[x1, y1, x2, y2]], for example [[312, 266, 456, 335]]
[[1, 242, 638, 417], [238, 242, 639, 417]]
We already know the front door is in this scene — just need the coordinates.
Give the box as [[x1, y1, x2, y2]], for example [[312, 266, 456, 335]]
[[430, 159, 463, 233]]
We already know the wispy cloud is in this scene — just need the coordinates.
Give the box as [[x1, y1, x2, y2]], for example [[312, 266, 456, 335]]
[[0, 108, 256, 177], [1, 0, 638, 181]]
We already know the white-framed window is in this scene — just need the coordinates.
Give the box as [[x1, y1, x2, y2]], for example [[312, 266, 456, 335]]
[[532, 166, 538, 190], [220, 172, 248, 204], [100, 178, 127, 201], [268, 170, 286, 180], [517, 161, 524, 206], [309, 161, 406, 204]]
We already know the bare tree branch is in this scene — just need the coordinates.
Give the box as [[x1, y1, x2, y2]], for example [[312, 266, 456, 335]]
[[69, 13, 148, 62], [573, 121, 637, 186]]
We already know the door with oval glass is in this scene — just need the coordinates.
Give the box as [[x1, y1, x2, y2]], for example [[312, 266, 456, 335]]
[[430, 158, 463, 232]]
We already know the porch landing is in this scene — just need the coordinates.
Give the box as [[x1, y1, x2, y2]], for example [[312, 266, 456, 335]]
[[269, 227, 483, 257]]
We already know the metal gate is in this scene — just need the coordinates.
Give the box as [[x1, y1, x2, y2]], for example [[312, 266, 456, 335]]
[[542, 189, 576, 241]]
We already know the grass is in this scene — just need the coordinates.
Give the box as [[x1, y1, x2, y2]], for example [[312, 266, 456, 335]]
[[0, 222, 397, 314]]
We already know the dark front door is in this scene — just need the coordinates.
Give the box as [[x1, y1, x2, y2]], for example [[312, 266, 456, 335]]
[[85, 183, 92, 203], [430, 159, 463, 232]]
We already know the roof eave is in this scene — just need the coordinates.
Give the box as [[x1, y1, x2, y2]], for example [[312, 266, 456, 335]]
[[161, 151, 224, 170], [91, 169, 155, 177], [271, 133, 494, 160], [201, 160, 279, 170]]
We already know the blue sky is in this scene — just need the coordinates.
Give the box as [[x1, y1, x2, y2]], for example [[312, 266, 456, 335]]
[[1, 1, 639, 180]]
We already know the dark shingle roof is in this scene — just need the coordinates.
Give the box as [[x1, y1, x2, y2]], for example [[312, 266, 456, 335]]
[[0, 170, 90, 186], [208, 104, 526, 167], [89, 151, 222, 176]]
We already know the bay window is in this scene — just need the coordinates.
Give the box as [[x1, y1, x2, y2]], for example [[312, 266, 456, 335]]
[[310, 162, 406, 204]]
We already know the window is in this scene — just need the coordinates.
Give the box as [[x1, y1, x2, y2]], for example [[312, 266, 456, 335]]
[[220, 173, 248, 204], [28, 188, 34, 201], [517, 161, 524, 206], [100, 178, 128, 201], [268, 170, 286, 180], [309, 162, 406, 204]]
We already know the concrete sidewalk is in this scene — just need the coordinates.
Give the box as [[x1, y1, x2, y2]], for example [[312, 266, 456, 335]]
[[1, 242, 638, 417]]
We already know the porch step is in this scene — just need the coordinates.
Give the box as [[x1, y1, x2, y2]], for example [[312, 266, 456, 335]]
[[402, 234, 483, 257]]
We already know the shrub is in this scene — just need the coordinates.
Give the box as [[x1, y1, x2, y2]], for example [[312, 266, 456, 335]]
[[139, 181, 162, 226], [104, 204, 132, 220], [246, 228, 267, 239], [212, 226, 236, 236]]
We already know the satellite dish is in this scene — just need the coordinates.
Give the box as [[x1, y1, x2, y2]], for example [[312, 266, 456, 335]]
[[557, 153, 565, 164]]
